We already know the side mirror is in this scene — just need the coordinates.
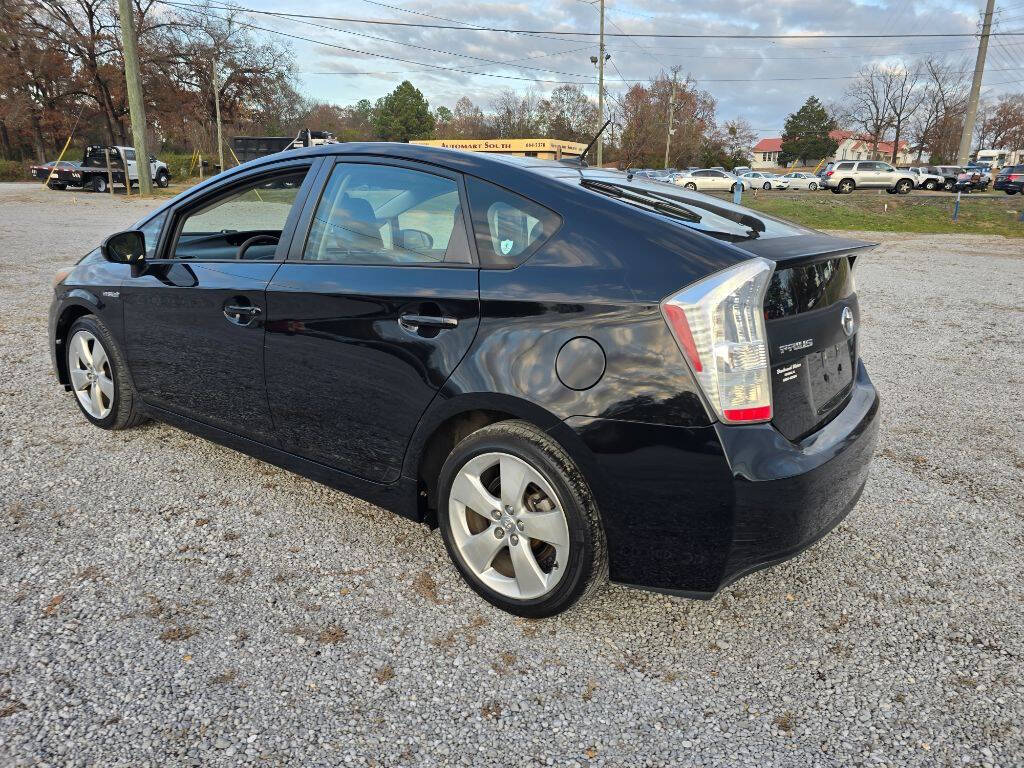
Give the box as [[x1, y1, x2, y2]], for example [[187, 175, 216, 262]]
[[101, 230, 146, 265]]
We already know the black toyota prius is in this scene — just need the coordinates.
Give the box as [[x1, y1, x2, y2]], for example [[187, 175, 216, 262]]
[[48, 142, 879, 617]]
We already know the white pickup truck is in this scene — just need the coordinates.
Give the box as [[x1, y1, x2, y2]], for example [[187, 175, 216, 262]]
[[65, 145, 171, 192]]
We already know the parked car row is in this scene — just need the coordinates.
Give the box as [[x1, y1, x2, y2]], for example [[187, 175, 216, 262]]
[[626, 167, 824, 194]]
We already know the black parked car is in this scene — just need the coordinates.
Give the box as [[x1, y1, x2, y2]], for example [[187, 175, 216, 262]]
[[993, 164, 1024, 195], [48, 143, 880, 617], [30, 160, 79, 187]]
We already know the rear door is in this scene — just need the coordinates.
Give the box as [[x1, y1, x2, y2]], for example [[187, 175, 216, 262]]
[[121, 159, 319, 442], [264, 157, 480, 483]]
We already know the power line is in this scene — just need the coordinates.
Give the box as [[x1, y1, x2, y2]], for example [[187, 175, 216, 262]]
[[152, 1, 1024, 38]]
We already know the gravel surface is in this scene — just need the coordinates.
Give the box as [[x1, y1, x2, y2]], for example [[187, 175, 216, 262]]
[[1, 182, 1021, 767]]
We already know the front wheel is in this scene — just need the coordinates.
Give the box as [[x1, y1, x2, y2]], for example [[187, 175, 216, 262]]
[[65, 315, 145, 430], [47, 181, 66, 190], [729, 183, 738, 193], [684, 182, 697, 190], [943, 180, 954, 191], [156, 171, 169, 188], [1007, 190, 1018, 196], [808, 182, 818, 190], [895, 179, 913, 194], [924, 180, 937, 191], [762, 182, 772, 190], [437, 420, 607, 617]]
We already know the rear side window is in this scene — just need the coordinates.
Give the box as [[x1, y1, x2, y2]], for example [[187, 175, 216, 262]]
[[465, 177, 560, 268], [836, 162, 854, 170]]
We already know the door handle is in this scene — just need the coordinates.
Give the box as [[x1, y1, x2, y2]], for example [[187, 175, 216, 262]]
[[224, 304, 262, 325], [398, 314, 458, 332]]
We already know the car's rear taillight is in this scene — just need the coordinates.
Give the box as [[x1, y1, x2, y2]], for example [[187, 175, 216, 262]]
[[825, 170, 834, 177], [661, 258, 775, 424]]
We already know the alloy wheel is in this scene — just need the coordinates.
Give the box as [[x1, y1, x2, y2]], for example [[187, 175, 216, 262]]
[[68, 330, 114, 420], [448, 451, 570, 600]]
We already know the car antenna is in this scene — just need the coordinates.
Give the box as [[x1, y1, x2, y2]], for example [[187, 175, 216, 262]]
[[580, 119, 611, 168]]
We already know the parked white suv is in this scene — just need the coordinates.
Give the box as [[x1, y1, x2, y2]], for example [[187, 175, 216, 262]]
[[901, 166, 945, 191], [825, 160, 916, 194]]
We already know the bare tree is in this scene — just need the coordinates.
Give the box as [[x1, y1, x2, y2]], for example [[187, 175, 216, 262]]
[[843, 64, 894, 157], [909, 59, 969, 163], [881, 63, 924, 164]]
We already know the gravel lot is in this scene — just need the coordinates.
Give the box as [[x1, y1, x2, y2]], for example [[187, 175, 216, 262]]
[[1, 181, 1021, 767]]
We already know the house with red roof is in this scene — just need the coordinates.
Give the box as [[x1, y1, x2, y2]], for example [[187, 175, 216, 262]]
[[751, 129, 917, 169]]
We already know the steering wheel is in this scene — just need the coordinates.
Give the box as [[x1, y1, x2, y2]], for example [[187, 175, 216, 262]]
[[236, 234, 279, 260]]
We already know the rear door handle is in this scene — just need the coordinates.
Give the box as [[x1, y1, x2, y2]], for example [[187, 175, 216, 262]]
[[224, 304, 262, 325], [398, 314, 458, 332]]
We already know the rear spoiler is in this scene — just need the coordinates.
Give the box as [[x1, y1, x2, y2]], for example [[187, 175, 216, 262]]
[[732, 234, 877, 268]]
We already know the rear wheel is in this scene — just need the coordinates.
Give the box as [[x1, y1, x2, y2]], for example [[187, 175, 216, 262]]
[[837, 179, 855, 194], [924, 180, 937, 191], [729, 183, 738, 193], [65, 315, 145, 430], [895, 179, 913, 195], [943, 180, 954, 191], [89, 175, 107, 193], [762, 182, 772, 190], [437, 420, 607, 617], [808, 181, 818, 190], [1007, 190, 1018, 195]]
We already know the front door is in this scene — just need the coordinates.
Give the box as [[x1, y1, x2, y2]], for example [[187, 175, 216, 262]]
[[121, 161, 319, 442], [265, 159, 481, 483]]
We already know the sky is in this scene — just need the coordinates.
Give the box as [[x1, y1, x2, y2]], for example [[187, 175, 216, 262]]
[[199, 0, 1024, 138]]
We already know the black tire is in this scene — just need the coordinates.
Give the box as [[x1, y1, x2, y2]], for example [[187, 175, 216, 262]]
[[65, 315, 146, 430], [924, 180, 937, 191], [684, 182, 697, 190], [1007, 190, 1018, 196], [886, 188, 897, 195], [762, 182, 771, 190], [729, 182, 738, 193], [838, 179, 855, 194], [943, 180, 954, 191], [89, 175, 107, 193], [156, 171, 169, 188], [895, 179, 913, 195], [437, 420, 607, 618], [808, 182, 818, 190], [47, 181, 67, 190]]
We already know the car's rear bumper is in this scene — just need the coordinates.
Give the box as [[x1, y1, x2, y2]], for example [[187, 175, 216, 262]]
[[565, 360, 879, 597]]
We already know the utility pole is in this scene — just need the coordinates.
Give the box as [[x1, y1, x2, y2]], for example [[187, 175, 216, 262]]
[[957, 0, 995, 166], [212, 57, 224, 174], [663, 77, 676, 169], [596, 0, 606, 168], [117, 0, 152, 196]]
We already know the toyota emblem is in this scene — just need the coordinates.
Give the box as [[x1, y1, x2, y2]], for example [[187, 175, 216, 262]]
[[841, 306, 855, 337]]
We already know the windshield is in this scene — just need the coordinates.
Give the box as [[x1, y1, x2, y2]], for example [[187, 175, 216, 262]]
[[579, 172, 812, 243]]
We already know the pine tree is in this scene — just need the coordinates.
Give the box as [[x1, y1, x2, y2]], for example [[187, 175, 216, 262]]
[[780, 97, 838, 166], [372, 81, 435, 142]]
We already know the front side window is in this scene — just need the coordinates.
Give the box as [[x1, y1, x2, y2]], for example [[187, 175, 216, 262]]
[[173, 167, 310, 261], [465, 176, 560, 269], [303, 163, 469, 265], [124, 149, 136, 162]]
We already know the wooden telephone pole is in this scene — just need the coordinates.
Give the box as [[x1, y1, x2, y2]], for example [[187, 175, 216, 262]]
[[117, 0, 152, 196], [957, 0, 996, 166]]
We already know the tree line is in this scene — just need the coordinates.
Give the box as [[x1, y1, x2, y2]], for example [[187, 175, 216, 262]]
[[780, 60, 1024, 167], [1, 1, 1019, 169]]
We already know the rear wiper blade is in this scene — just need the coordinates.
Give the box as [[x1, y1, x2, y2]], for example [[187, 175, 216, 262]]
[[580, 179, 701, 223]]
